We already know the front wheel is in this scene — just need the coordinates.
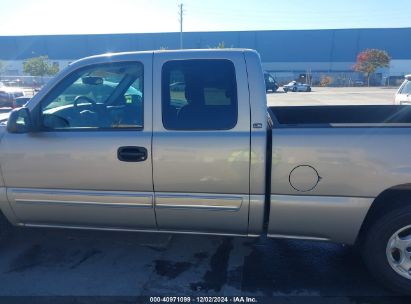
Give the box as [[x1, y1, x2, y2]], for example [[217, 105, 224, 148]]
[[362, 206, 411, 294]]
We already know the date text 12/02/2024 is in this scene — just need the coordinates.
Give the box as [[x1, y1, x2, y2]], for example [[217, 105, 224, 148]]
[[149, 297, 258, 303]]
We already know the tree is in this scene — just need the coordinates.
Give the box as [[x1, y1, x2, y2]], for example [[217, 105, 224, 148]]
[[320, 75, 333, 87], [23, 56, 59, 77], [48, 62, 60, 75], [216, 41, 226, 49], [208, 41, 233, 49], [353, 49, 390, 86]]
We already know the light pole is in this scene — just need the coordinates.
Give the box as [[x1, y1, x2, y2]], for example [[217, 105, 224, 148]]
[[179, 3, 184, 49]]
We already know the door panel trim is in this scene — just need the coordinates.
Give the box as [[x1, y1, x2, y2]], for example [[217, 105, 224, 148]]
[[155, 193, 243, 211], [154, 192, 249, 234], [14, 200, 153, 209], [9, 188, 153, 208]]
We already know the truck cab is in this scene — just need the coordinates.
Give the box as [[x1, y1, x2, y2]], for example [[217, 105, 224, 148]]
[[0, 49, 268, 236]]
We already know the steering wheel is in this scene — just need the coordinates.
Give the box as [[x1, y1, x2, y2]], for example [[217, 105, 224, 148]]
[[73, 95, 97, 111], [73, 95, 111, 127]]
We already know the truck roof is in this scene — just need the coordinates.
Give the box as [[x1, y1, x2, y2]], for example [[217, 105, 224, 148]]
[[70, 48, 258, 67]]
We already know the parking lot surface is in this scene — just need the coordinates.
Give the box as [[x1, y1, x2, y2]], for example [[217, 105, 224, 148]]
[[0, 227, 395, 298], [268, 87, 397, 106]]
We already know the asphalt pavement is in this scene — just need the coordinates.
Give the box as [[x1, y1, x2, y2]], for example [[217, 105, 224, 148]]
[[267, 87, 398, 106], [0, 226, 400, 299]]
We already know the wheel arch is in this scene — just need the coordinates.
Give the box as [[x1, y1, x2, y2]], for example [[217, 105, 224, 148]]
[[356, 184, 411, 246]]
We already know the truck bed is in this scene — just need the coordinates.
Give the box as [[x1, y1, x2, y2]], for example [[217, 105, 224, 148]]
[[269, 105, 411, 127], [267, 104, 411, 243]]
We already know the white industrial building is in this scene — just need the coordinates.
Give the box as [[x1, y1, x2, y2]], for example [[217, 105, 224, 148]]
[[1, 27, 410, 85]]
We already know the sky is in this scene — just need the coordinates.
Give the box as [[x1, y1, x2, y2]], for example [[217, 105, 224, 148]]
[[0, 0, 410, 36]]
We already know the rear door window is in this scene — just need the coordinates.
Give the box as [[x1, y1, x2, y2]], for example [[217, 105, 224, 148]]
[[162, 59, 238, 130]]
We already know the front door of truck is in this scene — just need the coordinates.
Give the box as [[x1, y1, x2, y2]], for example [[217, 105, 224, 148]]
[[152, 52, 251, 235], [0, 55, 156, 229]]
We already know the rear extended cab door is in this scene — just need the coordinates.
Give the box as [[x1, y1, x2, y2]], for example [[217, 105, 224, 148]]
[[152, 50, 251, 235]]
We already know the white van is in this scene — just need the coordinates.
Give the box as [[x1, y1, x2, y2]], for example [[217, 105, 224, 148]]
[[395, 74, 411, 104]]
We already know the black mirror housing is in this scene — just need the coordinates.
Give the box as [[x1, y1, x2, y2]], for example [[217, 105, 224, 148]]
[[7, 107, 33, 133]]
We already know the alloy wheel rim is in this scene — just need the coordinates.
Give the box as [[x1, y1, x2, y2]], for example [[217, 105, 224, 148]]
[[386, 225, 411, 280]]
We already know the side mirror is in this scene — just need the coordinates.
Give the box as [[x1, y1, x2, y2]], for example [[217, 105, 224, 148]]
[[7, 107, 33, 133], [405, 74, 411, 81]]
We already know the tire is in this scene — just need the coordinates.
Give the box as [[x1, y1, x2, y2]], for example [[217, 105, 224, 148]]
[[283, 88, 288, 93], [362, 205, 411, 294], [307, 87, 312, 92], [292, 87, 297, 92]]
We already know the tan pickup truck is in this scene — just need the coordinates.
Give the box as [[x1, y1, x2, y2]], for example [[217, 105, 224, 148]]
[[1, 49, 411, 293]]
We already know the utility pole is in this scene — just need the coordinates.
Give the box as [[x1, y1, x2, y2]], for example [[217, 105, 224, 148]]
[[178, 3, 184, 49]]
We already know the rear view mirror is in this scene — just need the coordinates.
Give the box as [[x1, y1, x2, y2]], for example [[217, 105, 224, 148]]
[[7, 107, 33, 133], [82, 76, 103, 85]]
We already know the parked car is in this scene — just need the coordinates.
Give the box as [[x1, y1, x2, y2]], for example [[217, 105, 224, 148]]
[[4, 49, 411, 294], [264, 72, 279, 92], [13, 96, 31, 108], [283, 80, 311, 92], [0, 89, 25, 108], [395, 74, 411, 105]]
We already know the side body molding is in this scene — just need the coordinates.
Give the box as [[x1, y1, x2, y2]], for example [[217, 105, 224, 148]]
[[154, 193, 249, 234], [155, 194, 243, 211]]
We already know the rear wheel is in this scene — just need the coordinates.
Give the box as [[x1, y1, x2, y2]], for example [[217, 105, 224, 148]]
[[362, 205, 411, 294], [307, 87, 312, 92], [292, 87, 297, 92]]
